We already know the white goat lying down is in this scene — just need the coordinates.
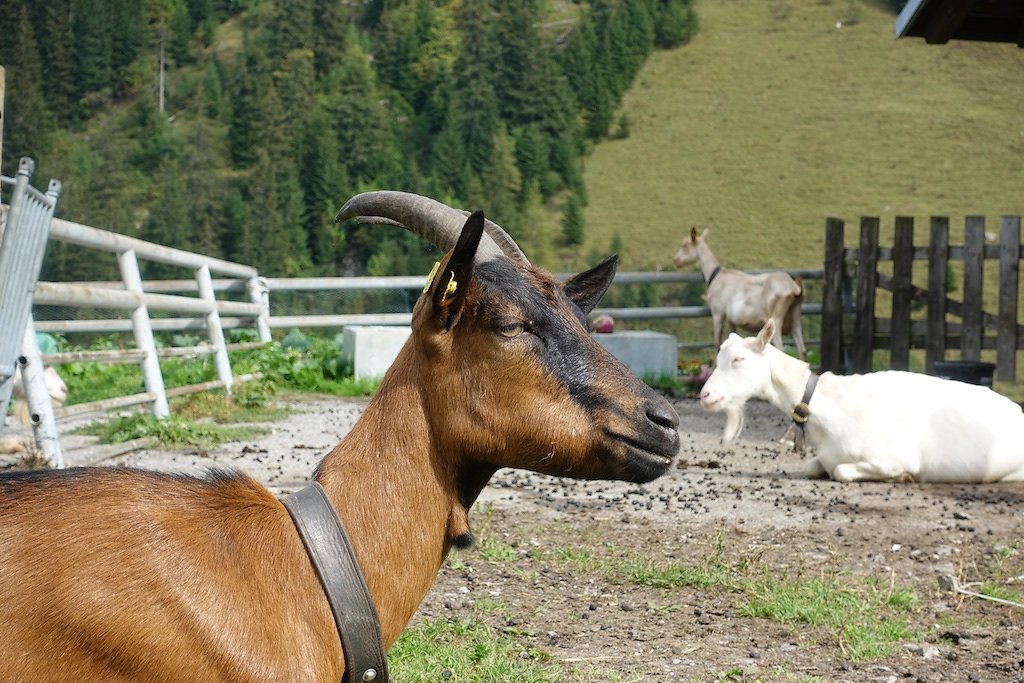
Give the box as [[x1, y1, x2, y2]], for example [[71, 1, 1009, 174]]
[[699, 320, 1024, 483], [673, 227, 806, 360]]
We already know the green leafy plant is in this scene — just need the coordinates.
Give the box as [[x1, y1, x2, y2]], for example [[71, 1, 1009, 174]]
[[78, 413, 267, 449]]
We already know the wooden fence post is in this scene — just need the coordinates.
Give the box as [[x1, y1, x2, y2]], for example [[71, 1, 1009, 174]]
[[961, 216, 985, 361], [925, 217, 949, 372], [890, 217, 915, 370], [852, 217, 879, 373], [997, 215, 1021, 381], [820, 217, 846, 373]]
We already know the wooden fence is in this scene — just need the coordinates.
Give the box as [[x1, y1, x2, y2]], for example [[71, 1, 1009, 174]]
[[819, 215, 1023, 381]]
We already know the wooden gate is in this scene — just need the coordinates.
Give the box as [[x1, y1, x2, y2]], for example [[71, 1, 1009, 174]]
[[819, 215, 1023, 382]]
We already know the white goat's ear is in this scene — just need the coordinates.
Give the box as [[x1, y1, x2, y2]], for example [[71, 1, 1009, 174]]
[[700, 228, 709, 240], [756, 320, 776, 350], [431, 210, 484, 331], [564, 254, 618, 314], [690, 226, 698, 242]]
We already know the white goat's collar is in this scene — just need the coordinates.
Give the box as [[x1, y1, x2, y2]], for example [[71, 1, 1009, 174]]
[[705, 265, 722, 286], [791, 371, 819, 450]]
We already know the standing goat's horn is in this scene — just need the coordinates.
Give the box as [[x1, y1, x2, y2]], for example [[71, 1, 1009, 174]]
[[334, 191, 530, 265]]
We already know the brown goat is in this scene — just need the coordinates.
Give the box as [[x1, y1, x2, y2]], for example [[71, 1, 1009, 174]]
[[0, 192, 681, 681]]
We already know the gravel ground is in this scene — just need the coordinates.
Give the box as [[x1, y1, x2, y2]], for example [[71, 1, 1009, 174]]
[[49, 393, 1024, 681]]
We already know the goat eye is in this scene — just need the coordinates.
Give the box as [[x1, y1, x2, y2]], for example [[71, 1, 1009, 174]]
[[498, 322, 526, 338], [731, 357, 744, 367]]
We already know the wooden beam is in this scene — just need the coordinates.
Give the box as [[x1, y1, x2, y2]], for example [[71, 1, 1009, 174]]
[[923, 0, 976, 44]]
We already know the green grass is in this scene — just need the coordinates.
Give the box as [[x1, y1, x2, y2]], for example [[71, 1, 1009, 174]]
[[457, 529, 924, 664], [76, 412, 269, 449], [544, 0, 1024, 275], [388, 617, 560, 683], [739, 572, 918, 660]]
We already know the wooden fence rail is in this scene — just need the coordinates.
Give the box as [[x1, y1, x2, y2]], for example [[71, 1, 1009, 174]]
[[820, 215, 1023, 381]]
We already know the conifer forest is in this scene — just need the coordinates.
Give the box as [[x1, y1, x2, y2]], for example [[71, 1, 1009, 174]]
[[0, 0, 697, 281]]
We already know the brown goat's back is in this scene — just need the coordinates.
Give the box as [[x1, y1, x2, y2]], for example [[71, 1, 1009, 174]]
[[0, 467, 342, 682]]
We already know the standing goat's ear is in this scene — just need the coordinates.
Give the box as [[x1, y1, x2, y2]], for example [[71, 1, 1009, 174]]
[[564, 254, 618, 315], [430, 210, 484, 331]]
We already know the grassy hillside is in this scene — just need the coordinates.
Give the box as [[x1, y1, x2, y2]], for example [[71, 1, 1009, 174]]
[[565, 0, 1024, 273]]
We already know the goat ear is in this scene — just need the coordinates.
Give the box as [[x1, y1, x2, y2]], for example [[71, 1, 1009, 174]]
[[690, 226, 698, 242], [564, 254, 618, 314], [430, 210, 484, 331], [756, 320, 776, 350]]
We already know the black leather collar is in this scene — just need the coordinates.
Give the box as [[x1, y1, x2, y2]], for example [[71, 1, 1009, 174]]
[[790, 372, 819, 449], [281, 482, 390, 683], [706, 265, 722, 286]]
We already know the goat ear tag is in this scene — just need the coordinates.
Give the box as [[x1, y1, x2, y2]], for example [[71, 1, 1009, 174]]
[[441, 272, 458, 303], [423, 261, 441, 294]]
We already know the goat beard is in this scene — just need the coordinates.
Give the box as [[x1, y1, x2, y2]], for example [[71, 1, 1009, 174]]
[[722, 404, 746, 443]]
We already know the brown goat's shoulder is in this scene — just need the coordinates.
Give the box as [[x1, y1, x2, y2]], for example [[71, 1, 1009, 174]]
[[0, 466, 341, 683]]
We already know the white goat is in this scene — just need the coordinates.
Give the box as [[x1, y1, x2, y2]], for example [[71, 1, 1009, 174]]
[[699, 320, 1024, 483], [674, 227, 806, 360]]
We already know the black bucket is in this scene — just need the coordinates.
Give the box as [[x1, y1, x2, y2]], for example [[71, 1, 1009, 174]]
[[933, 360, 995, 388]]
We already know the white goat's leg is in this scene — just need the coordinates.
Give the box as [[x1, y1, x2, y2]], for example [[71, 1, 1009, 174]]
[[805, 456, 828, 479], [832, 461, 912, 483], [779, 424, 796, 449], [722, 404, 745, 442], [997, 466, 1024, 482]]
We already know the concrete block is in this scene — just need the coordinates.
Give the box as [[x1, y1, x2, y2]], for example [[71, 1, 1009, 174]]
[[342, 326, 411, 381], [592, 331, 678, 379]]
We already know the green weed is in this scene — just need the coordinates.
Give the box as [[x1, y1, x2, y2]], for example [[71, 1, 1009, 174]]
[[77, 412, 267, 449], [739, 572, 918, 660], [388, 617, 560, 683]]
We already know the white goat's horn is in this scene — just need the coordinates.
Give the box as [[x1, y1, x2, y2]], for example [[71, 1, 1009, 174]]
[[334, 191, 529, 265]]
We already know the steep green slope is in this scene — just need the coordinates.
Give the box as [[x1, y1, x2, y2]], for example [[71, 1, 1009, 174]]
[[570, 0, 1024, 272]]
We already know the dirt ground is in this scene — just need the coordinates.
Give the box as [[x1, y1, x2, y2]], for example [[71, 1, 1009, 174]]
[[70, 393, 1024, 682]]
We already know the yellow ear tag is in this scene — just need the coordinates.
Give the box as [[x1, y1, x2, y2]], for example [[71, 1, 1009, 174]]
[[442, 272, 458, 302], [423, 261, 441, 294]]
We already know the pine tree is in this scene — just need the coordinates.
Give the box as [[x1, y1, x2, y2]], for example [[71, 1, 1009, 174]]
[[513, 124, 554, 197], [228, 44, 270, 167], [430, 111, 470, 199], [372, 2, 425, 108], [469, 123, 521, 225], [511, 179, 554, 267], [656, 0, 699, 49], [562, 193, 585, 246], [327, 33, 402, 185], [73, 0, 115, 100], [110, 0, 148, 88], [36, 0, 79, 125], [490, 0, 575, 135], [312, 0, 351, 76], [560, 10, 613, 142], [141, 160, 191, 279], [298, 106, 348, 271], [265, 0, 315, 62], [3, 6, 56, 173], [451, 1, 501, 173]]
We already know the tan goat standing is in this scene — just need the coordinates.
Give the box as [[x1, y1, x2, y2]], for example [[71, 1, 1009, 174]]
[[673, 227, 807, 360]]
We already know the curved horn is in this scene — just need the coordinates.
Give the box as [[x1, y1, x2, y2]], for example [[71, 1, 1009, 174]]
[[334, 191, 529, 265]]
